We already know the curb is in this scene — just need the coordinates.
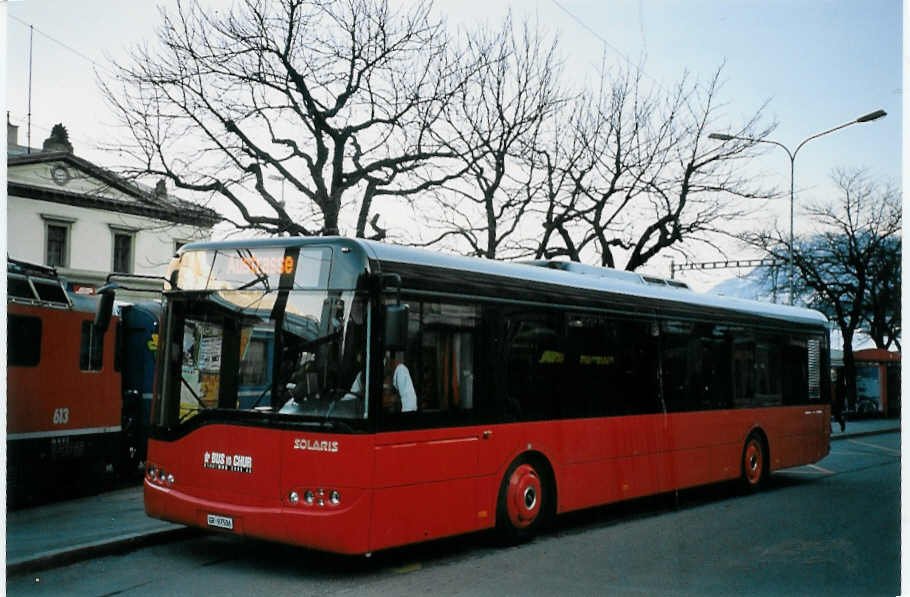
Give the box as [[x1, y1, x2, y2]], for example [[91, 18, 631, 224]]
[[7, 526, 197, 577], [831, 427, 900, 441]]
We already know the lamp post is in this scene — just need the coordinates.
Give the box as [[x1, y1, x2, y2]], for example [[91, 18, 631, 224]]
[[708, 109, 886, 305]]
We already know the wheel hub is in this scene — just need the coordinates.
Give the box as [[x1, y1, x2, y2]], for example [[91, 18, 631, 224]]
[[506, 464, 542, 528]]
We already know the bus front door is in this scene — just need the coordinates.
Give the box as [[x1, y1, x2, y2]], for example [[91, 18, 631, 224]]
[[370, 425, 482, 551]]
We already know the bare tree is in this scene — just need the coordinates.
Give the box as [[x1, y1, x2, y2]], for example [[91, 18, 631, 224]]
[[744, 168, 902, 409], [414, 14, 565, 259], [525, 64, 775, 271], [863, 235, 901, 350], [101, 0, 469, 238]]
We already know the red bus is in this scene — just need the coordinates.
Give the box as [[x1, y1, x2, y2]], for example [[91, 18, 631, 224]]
[[132, 238, 830, 554]]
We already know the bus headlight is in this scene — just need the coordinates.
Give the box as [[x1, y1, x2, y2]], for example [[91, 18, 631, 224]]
[[303, 490, 315, 504], [289, 491, 299, 504], [329, 490, 341, 505]]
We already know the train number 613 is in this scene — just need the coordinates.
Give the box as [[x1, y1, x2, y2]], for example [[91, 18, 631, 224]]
[[52, 408, 70, 425]]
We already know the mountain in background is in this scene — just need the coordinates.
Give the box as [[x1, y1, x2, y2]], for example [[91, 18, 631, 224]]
[[708, 269, 777, 301]]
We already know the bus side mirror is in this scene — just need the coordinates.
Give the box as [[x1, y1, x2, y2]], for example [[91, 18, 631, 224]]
[[384, 304, 409, 351], [94, 284, 117, 335]]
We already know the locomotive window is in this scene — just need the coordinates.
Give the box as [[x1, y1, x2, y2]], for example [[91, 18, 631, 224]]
[[8, 315, 42, 367], [80, 320, 104, 371], [33, 280, 68, 304], [8, 277, 35, 300]]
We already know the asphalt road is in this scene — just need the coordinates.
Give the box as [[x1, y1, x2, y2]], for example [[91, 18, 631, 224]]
[[8, 433, 900, 597]]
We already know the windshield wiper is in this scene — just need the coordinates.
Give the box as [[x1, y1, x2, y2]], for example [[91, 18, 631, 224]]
[[181, 376, 208, 409], [250, 384, 272, 410], [234, 249, 271, 292], [289, 419, 353, 433], [321, 418, 353, 433]]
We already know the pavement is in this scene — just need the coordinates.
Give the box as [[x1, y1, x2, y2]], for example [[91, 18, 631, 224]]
[[6, 417, 900, 576]]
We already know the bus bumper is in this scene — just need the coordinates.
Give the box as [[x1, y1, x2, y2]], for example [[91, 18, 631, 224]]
[[144, 479, 372, 555]]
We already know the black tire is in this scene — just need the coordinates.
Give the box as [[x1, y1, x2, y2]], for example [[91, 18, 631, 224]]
[[495, 456, 551, 543], [740, 432, 767, 493]]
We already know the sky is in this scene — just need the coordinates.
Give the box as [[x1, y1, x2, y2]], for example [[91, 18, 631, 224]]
[[2, 0, 902, 289]]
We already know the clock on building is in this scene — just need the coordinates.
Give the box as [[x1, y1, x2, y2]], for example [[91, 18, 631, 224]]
[[50, 165, 71, 186]]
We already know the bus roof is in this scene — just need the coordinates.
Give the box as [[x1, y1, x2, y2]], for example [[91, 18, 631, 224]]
[[178, 236, 829, 329]]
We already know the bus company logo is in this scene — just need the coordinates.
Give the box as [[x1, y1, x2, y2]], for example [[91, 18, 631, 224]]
[[293, 438, 339, 453], [203, 451, 253, 474]]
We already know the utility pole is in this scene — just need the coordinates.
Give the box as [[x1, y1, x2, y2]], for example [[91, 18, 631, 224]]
[[27, 25, 33, 154]]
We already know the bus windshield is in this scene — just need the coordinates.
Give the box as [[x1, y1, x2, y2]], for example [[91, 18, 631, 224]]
[[155, 282, 369, 429]]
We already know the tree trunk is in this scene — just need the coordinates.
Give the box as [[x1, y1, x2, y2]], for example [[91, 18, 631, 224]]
[[841, 330, 858, 413]]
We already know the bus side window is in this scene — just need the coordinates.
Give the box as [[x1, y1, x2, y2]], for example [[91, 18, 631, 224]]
[[660, 321, 696, 412], [701, 327, 733, 410], [782, 337, 808, 405], [732, 334, 755, 409], [405, 302, 478, 415], [379, 301, 477, 428], [617, 319, 661, 415], [754, 335, 783, 407], [504, 313, 562, 421], [8, 314, 42, 367]]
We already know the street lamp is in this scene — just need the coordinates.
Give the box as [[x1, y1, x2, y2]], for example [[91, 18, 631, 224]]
[[708, 109, 887, 305]]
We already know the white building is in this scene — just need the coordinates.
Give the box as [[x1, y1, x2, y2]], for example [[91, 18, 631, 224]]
[[7, 121, 219, 301]]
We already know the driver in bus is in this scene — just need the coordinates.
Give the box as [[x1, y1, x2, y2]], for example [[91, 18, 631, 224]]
[[338, 299, 418, 413], [346, 351, 417, 413]]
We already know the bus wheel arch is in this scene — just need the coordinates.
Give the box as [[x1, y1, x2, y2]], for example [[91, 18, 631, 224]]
[[495, 451, 556, 543], [741, 428, 769, 491]]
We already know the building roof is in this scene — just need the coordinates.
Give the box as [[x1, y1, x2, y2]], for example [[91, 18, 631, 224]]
[[8, 151, 220, 228], [854, 348, 900, 363]]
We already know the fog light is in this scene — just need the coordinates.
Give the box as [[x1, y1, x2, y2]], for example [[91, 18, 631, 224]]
[[304, 490, 315, 504], [329, 490, 340, 505], [289, 491, 299, 504]]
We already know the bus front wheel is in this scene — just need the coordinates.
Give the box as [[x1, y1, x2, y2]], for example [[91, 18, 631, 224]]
[[496, 456, 550, 543], [740, 432, 767, 492]]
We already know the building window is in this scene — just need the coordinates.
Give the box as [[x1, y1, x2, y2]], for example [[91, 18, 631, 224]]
[[46, 223, 69, 267], [112, 231, 134, 273]]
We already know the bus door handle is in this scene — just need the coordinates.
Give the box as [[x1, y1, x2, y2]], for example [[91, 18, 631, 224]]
[[481, 430, 492, 440]]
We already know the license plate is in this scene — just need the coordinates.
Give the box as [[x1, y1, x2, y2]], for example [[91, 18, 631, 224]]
[[206, 514, 234, 530]]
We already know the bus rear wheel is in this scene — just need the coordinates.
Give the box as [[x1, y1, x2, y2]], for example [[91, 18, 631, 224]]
[[496, 457, 549, 543], [741, 432, 767, 492]]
